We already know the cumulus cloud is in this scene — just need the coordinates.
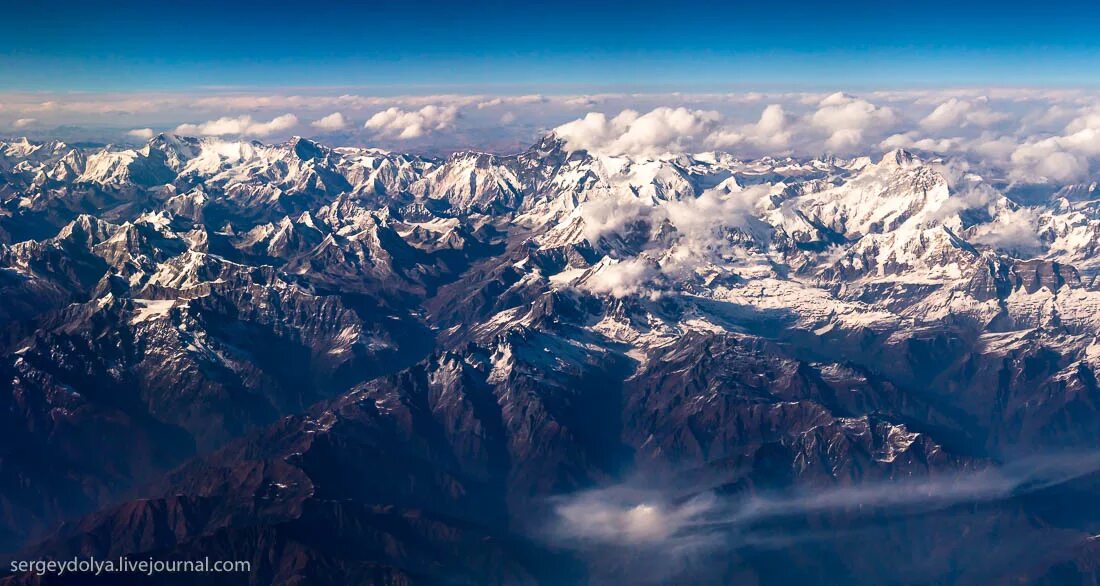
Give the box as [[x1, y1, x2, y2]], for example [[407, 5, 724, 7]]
[[577, 184, 769, 248], [310, 112, 348, 131], [573, 183, 772, 295], [969, 206, 1044, 253], [920, 97, 1008, 131], [870, 99, 1100, 183], [706, 104, 792, 151], [1009, 140, 1088, 183], [969, 134, 1020, 161], [580, 257, 657, 298], [175, 113, 299, 137], [994, 106, 1100, 182], [579, 196, 653, 243], [1064, 106, 1100, 137], [663, 185, 773, 276], [12, 118, 36, 129], [126, 128, 155, 140], [554, 107, 721, 157], [364, 105, 458, 139], [925, 163, 1004, 221], [811, 92, 898, 153], [665, 185, 770, 240]]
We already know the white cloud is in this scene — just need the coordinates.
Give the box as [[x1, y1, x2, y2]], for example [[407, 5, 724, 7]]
[[12, 118, 36, 129], [969, 133, 1019, 161], [310, 112, 348, 131], [552, 486, 719, 545], [990, 105, 1100, 182], [476, 95, 545, 109], [555, 107, 721, 157], [920, 98, 1007, 131], [579, 197, 653, 243], [580, 258, 656, 298], [126, 128, 155, 140], [577, 183, 768, 248], [5, 89, 1100, 186], [364, 105, 458, 139], [1009, 141, 1088, 183], [573, 183, 772, 293], [12, 96, 175, 115], [879, 132, 962, 153], [563, 96, 600, 108], [548, 452, 1100, 551], [969, 207, 1044, 253], [810, 92, 898, 153], [175, 113, 299, 137], [929, 180, 1000, 221], [706, 104, 792, 151], [661, 185, 772, 276], [749, 104, 792, 149], [665, 184, 770, 238]]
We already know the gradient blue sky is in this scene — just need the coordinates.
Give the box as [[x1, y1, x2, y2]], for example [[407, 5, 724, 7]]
[[4, 0, 1100, 92]]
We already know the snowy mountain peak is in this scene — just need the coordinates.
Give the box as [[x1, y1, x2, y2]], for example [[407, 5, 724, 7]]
[[879, 148, 920, 168], [289, 136, 326, 161]]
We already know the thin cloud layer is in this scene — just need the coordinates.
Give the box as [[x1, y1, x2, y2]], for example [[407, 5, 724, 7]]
[[543, 452, 1100, 580]]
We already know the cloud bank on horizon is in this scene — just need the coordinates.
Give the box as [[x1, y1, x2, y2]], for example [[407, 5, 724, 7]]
[[3, 88, 1100, 184]]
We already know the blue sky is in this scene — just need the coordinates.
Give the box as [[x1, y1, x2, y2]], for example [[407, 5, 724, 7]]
[[4, 0, 1100, 92]]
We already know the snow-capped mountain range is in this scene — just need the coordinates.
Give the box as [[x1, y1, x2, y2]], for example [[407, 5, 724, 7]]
[[3, 133, 1100, 584]]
